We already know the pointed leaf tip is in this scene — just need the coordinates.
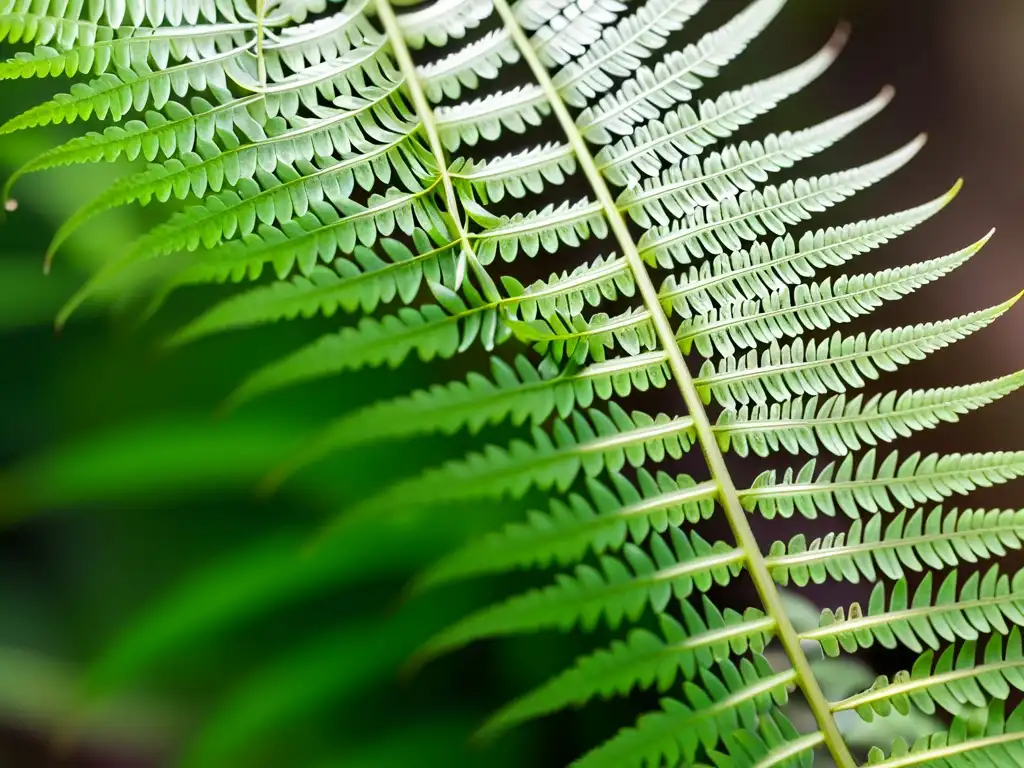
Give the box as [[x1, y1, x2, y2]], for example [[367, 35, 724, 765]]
[[945, 178, 965, 201], [829, 20, 853, 51], [1000, 289, 1024, 312], [972, 228, 997, 251]]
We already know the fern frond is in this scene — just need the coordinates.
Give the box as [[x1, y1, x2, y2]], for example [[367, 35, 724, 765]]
[[1, 1, 245, 32], [397, 0, 493, 48], [337, 404, 699, 533], [8, 1, 1021, 765], [865, 701, 1024, 768], [472, 198, 608, 263], [746, 449, 1024, 521], [415, 469, 717, 590], [0, 42, 253, 134], [0, 12, 112, 48], [597, 26, 848, 184], [714, 716, 819, 768], [434, 85, 550, 150], [659, 185, 959, 319], [526, 0, 627, 67], [250, 36, 399, 118], [43, 70, 414, 256], [506, 253, 634, 321], [576, 0, 785, 142], [718, 372, 1024, 458], [451, 142, 577, 203], [835, 629, 1024, 720], [524, 234, 979, 364], [417, 29, 519, 101], [262, 1, 379, 72], [677, 236, 977, 358], [223, 287, 507, 406], [550, 0, 708, 108], [512, 182, 954, 329], [57, 161, 436, 320], [619, 88, 897, 228], [417, 528, 742, 663], [165, 167, 440, 289], [0, 21, 253, 80], [572, 657, 794, 768], [806, 566, 1024, 656], [266, 351, 672, 483], [700, 293, 1019, 409], [638, 135, 925, 268], [478, 600, 774, 737], [171, 235, 457, 342], [129, 140, 432, 261], [768, 506, 1024, 587], [2, 93, 264, 197]]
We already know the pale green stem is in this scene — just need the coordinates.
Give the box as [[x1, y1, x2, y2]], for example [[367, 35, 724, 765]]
[[372, 0, 498, 300], [256, 0, 267, 86], [864, 730, 1024, 768], [754, 732, 826, 768], [833, 658, 1024, 714], [487, 0, 856, 765]]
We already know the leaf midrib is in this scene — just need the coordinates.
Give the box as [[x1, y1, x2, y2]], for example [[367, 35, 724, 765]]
[[487, 1, 856, 764], [800, 587, 1021, 642], [832, 656, 1024, 714], [767, 517, 1024, 572]]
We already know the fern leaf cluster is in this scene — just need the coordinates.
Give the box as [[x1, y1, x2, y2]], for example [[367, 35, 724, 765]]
[[4, 0, 1022, 765]]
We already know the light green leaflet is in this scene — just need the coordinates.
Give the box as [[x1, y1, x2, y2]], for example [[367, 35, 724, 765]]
[[3, 0, 1022, 765]]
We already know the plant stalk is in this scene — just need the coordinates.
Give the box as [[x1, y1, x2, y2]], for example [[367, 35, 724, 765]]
[[487, 1, 856, 765]]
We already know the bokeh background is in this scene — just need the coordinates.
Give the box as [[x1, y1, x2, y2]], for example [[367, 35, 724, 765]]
[[1, 0, 1022, 765]]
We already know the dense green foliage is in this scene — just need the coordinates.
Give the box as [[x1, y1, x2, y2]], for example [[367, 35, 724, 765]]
[[2, 0, 1022, 766]]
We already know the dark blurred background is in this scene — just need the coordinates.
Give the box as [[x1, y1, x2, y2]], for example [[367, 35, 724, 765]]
[[1, 0, 1022, 766]]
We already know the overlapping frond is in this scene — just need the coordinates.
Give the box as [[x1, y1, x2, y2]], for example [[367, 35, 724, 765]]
[[747, 449, 1024, 521], [479, 598, 774, 737], [807, 566, 1024, 656], [770, 507, 1024, 587], [836, 628, 1024, 720], [595, 25, 849, 184], [865, 701, 1024, 768], [5, 0, 1022, 765]]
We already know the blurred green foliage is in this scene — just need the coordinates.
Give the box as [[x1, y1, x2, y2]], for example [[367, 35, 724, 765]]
[[0, 67, 548, 767], [0, 3, 974, 766]]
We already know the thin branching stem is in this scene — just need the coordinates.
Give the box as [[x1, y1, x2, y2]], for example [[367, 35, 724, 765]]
[[488, 0, 856, 764], [373, 0, 499, 299], [255, 0, 267, 86]]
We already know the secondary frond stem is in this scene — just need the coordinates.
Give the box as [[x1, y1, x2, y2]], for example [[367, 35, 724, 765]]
[[488, 1, 856, 765], [255, 0, 267, 86], [373, 0, 498, 299]]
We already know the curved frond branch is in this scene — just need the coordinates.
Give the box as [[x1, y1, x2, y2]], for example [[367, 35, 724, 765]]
[[745, 449, 1024, 522], [718, 371, 1024, 458], [550, 0, 708, 108], [416, 529, 744, 663], [414, 470, 719, 591], [578, 0, 788, 144], [833, 628, 1024, 720], [572, 658, 797, 768], [596, 25, 849, 185], [489, 0, 856, 763], [352, 0, 498, 297], [768, 506, 1024, 587], [262, 351, 672, 487], [700, 292, 1022, 409], [620, 86, 897, 228], [864, 701, 1024, 768], [479, 601, 775, 738]]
